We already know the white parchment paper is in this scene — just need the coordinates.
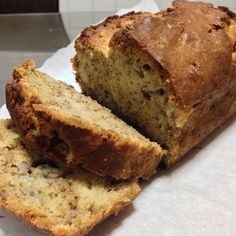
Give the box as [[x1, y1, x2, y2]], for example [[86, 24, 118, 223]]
[[1, 1, 236, 235]]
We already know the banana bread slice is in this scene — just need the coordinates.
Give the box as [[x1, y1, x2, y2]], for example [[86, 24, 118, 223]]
[[73, 1, 236, 167], [6, 60, 164, 180], [0, 119, 140, 236]]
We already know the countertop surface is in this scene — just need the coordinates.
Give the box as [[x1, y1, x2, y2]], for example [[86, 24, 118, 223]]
[[0, 11, 114, 106]]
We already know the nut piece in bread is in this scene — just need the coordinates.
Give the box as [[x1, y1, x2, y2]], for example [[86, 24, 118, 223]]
[[0, 119, 140, 236], [6, 60, 164, 180], [73, 1, 236, 167]]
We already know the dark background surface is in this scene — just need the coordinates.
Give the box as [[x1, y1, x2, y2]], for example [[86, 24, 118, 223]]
[[0, 0, 58, 13]]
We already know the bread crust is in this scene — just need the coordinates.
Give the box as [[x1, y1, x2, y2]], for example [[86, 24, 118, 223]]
[[0, 119, 140, 236], [165, 81, 236, 166], [111, 1, 236, 108], [6, 60, 164, 180], [74, 11, 149, 53]]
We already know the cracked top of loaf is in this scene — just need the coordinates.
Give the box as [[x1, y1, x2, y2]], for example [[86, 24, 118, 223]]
[[75, 11, 150, 56], [111, 1, 236, 108]]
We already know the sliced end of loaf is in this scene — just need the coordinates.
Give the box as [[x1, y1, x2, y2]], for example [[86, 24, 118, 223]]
[[72, 11, 150, 109]]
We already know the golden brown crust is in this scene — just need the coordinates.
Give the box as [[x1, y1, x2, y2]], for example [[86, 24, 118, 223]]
[[0, 119, 141, 236], [165, 81, 236, 166], [111, 1, 236, 108], [74, 11, 149, 52], [6, 60, 164, 180]]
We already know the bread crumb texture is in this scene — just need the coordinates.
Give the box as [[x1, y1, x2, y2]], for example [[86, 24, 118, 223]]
[[0, 119, 140, 236], [6, 60, 164, 180]]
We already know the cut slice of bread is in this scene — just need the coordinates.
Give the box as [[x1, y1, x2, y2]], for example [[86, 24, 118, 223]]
[[0, 119, 140, 236], [6, 60, 164, 180]]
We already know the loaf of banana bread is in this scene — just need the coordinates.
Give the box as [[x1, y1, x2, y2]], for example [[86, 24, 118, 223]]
[[73, 0, 236, 167], [0, 119, 140, 236], [6, 60, 164, 180]]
